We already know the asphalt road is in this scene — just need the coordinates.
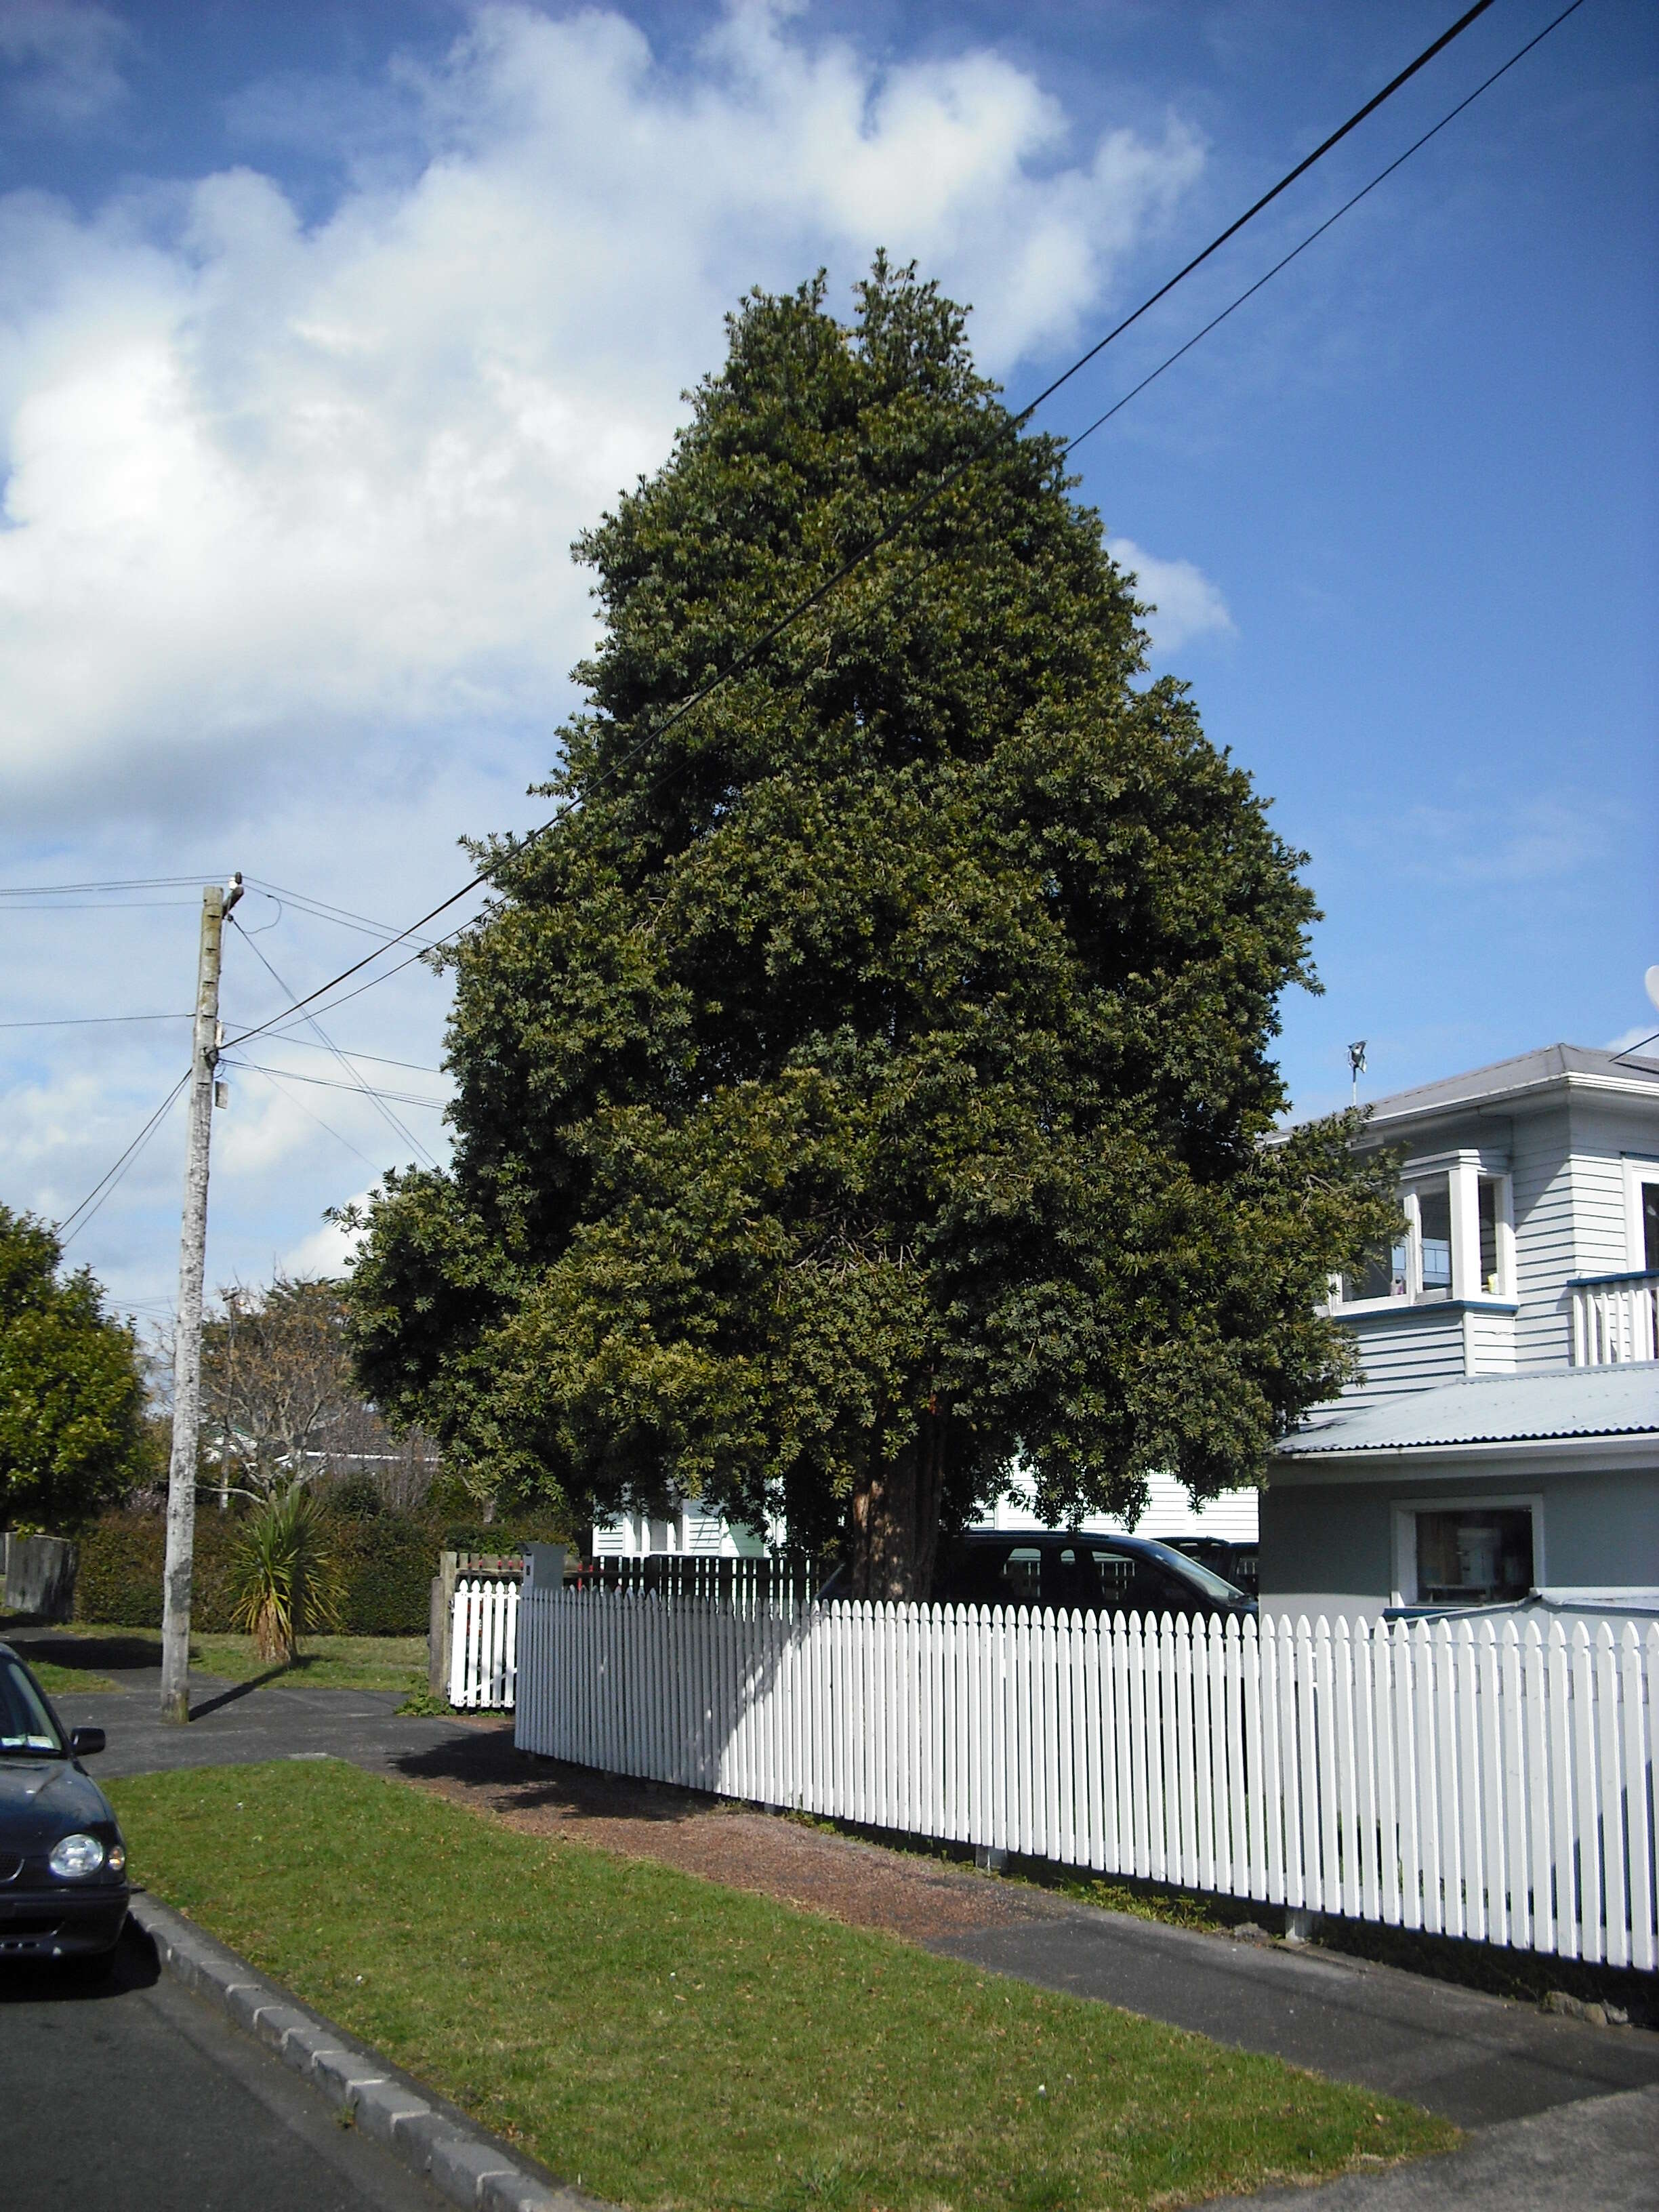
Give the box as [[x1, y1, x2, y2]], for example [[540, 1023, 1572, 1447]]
[[0, 1918, 445, 2212]]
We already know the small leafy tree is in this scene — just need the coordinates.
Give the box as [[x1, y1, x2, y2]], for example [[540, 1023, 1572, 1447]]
[[199, 1275, 440, 1506], [346, 260, 1397, 1597], [0, 1205, 155, 1529], [229, 1485, 345, 1663]]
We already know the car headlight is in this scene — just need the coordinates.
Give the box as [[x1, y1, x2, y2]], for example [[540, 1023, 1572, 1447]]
[[48, 1832, 106, 1878]]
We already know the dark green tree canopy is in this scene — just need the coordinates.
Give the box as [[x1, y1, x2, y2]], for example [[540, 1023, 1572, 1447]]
[[0, 1204, 154, 1529], [347, 262, 1395, 1595]]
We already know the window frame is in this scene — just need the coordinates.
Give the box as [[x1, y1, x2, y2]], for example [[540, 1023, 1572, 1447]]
[[1622, 1154, 1659, 1275], [1331, 1151, 1514, 1315], [1391, 1491, 1544, 1607]]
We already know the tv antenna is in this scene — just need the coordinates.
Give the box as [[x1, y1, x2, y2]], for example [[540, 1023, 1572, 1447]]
[[1348, 1040, 1368, 1109]]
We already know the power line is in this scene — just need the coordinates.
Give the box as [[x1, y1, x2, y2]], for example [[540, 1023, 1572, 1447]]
[[0, 875, 228, 896], [223, 1059, 449, 1111], [233, 1060, 385, 1176], [239, 876, 443, 951], [1065, 0, 1591, 459], [57, 1070, 191, 1245], [241, 1033, 443, 1077], [0, 899, 203, 911], [0, 1012, 193, 1029], [221, 0, 1508, 1056], [226, 913, 441, 1170]]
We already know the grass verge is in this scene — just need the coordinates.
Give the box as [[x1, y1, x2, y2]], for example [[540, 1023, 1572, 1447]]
[[29, 1656, 123, 1696], [36, 1625, 427, 1694], [112, 1761, 1455, 2212]]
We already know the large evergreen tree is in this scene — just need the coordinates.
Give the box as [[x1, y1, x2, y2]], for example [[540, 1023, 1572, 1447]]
[[0, 1205, 154, 1528], [347, 262, 1395, 1597]]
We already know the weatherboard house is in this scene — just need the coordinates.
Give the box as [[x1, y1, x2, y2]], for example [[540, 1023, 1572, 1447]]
[[1262, 1044, 1659, 1624]]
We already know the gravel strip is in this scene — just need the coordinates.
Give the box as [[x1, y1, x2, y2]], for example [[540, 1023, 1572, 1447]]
[[398, 1721, 1065, 1944]]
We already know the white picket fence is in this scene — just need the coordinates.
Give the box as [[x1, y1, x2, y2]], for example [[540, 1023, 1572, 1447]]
[[449, 1577, 520, 1708], [513, 1587, 1659, 1970]]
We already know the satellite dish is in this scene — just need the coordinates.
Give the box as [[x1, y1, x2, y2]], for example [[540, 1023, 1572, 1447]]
[[1647, 964, 1659, 1015]]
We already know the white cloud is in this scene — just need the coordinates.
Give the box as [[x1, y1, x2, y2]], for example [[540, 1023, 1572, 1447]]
[[0, 2, 1210, 1318], [0, 0, 1202, 819], [1107, 533, 1235, 653], [1397, 796, 1618, 887], [0, 0, 127, 125], [283, 1189, 373, 1280]]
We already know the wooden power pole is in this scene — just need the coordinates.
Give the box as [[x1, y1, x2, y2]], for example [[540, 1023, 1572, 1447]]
[[159, 874, 242, 1723]]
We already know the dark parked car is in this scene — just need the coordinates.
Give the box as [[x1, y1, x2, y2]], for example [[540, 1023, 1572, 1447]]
[[1166, 1536, 1258, 1598], [0, 1641, 128, 1970], [931, 1530, 1256, 1622]]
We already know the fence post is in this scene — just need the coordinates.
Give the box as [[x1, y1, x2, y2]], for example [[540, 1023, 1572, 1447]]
[[430, 1549, 459, 1698]]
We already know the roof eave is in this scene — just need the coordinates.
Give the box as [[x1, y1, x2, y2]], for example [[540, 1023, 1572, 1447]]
[[1273, 1431, 1658, 1483]]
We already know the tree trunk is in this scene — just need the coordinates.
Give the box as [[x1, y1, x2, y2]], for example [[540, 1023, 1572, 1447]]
[[847, 1408, 948, 1601]]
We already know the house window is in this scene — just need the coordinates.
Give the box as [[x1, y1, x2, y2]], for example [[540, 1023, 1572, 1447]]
[[1340, 1234, 1409, 1305], [1643, 1179, 1659, 1274], [1335, 1160, 1511, 1309], [1414, 1508, 1534, 1604], [1416, 1176, 1454, 1300]]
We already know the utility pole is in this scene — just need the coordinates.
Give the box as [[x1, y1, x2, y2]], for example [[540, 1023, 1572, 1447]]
[[159, 873, 242, 1723]]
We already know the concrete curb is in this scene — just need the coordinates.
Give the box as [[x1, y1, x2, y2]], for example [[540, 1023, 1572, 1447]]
[[130, 1892, 613, 2212]]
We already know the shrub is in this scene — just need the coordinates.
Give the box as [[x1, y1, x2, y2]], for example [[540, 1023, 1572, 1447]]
[[230, 1487, 346, 1661], [75, 1502, 444, 1635], [330, 1512, 438, 1634], [75, 1510, 243, 1629], [443, 1517, 580, 1557]]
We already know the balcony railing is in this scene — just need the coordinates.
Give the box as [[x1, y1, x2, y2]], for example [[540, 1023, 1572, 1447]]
[[1570, 1271, 1659, 1366]]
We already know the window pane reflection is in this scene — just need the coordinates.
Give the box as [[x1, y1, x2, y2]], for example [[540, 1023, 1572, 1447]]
[[1417, 1178, 1452, 1299]]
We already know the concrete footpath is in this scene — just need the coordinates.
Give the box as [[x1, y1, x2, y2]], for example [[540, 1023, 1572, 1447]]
[[24, 1648, 1659, 2210], [930, 1909, 1659, 2129], [931, 1917, 1659, 2210]]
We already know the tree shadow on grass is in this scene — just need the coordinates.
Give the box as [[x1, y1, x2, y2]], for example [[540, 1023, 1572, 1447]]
[[392, 1724, 714, 1830], [5, 1629, 163, 1675]]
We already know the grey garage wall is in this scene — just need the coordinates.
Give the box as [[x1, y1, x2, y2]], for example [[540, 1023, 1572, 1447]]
[[1260, 1459, 1659, 1620]]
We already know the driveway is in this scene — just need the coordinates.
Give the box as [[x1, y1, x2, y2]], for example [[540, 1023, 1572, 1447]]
[[5, 1620, 477, 1780]]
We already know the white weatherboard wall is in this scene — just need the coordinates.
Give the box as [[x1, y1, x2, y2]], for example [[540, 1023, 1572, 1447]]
[[514, 1584, 1658, 1971]]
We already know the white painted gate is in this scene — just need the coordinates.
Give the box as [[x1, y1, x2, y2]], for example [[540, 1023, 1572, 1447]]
[[513, 1588, 1658, 1970], [449, 1577, 519, 1708]]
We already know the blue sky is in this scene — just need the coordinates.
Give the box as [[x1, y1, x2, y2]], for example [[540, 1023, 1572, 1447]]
[[1, 0, 1654, 1329]]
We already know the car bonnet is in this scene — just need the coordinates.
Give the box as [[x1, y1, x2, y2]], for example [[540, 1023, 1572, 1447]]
[[0, 1755, 117, 1846]]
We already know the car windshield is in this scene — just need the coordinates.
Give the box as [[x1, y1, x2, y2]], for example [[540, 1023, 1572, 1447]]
[[1142, 1541, 1248, 1603], [0, 1654, 66, 1756]]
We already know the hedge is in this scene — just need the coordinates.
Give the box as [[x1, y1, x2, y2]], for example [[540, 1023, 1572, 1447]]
[[74, 1507, 441, 1635], [75, 1511, 243, 1631]]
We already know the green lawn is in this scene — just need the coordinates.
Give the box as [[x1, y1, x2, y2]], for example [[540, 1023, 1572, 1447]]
[[112, 1762, 1455, 2212], [27, 1656, 123, 1696], [37, 1626, 427, 1694]]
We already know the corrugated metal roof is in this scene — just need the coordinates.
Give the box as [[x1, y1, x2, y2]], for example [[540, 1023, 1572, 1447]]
[[1357, 1043, 1659, 1128], [1279, 1364, 1659, 1456]]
